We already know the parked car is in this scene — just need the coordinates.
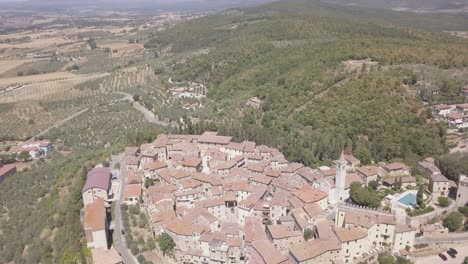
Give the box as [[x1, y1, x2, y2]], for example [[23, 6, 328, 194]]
[[446, 251, 456, 259], [438, 253, 448, 261], [449, 248, 458, 254]]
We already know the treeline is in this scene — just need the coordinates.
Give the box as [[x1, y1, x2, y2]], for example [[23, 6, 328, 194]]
[[437, 153, 468, 182]]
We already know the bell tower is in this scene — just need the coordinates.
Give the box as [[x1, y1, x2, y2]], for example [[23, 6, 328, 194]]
[[334, 151, 347, 203]]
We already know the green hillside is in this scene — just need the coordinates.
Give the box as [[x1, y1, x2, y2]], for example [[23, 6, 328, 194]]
[[147, 0, 468, 166]]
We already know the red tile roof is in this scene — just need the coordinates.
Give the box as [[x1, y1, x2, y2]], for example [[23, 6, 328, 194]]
[[292, 185, 327, 204]]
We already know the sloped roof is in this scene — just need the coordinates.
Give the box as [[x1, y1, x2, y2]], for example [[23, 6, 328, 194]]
[[82, 167, 111, 193]]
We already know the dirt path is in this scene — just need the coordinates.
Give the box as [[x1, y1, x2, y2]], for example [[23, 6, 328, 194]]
[[29, 108, 89, 140]]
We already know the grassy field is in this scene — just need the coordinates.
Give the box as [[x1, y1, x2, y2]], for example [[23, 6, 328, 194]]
[[0, 59, 32, 75]]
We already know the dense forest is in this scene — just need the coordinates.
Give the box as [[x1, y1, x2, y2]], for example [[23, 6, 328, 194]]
[[148, 0, 468, 166]]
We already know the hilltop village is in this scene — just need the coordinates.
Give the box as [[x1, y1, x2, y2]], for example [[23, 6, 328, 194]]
[[79, 131, 468, 264]]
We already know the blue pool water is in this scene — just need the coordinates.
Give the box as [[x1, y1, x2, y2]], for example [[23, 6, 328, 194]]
[[398, 193, 417, 206]]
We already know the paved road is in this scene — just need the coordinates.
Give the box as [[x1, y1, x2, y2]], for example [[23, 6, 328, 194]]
[[415, 233, 468, 244], [29, 108, 89, 141], [116, 92, 170, 127], [111, 153, 138, 264]]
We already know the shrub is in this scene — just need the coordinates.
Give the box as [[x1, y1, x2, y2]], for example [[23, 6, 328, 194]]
[[303, 228, 314, 241], [157, 233, 175, 256], [437, 196, 451, 207], [459, 206, 468, 217], [443, 212, 464, 232]]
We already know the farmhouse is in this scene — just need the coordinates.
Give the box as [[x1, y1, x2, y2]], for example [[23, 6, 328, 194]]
[[432, 104, 451, 116], [0, 164, 16, 184], [383, 162, 411, 176]]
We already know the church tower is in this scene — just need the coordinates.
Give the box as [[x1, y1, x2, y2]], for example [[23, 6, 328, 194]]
[[334, 151, 347, 203]]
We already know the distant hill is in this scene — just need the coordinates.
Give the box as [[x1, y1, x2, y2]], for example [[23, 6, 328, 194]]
[[323, 0, 467, 10], [20, 0, 276, 11], [147, 0, 468, 165]]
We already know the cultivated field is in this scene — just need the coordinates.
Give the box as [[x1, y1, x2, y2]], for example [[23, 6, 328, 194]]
[[0, 72, 77, 86], [0, 73, 109, 102]]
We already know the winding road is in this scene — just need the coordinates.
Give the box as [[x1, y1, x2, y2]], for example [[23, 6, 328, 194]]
[[116, 92, 170, 127]]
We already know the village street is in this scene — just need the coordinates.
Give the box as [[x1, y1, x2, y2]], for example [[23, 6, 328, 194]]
[[110, 153, 138, 264]]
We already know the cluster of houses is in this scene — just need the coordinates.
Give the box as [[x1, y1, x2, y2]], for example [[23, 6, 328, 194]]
[[78, 130, 464, 263], [432, 103, 468, 129], [111, 131, 453, 264], [81, 167, 123, 264], [6, 140, 53, 160], [169, 82, 207, 100], [0, 140, 54, 185]]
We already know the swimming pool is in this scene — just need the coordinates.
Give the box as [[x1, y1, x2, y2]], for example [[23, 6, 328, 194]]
[[398, 193, 417, 206]]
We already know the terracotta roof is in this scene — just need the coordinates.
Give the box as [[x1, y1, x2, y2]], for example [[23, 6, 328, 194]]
[[244, 217, 268, 243], [284, 162, 304, 173], [395, 224, 416, 233], [303, 203, 326, 217], [251, 240, 289, 264], [179, 179, 202, 189], [246, 153, 263, 161], [166, 219, 204, 236], [226, 236, 241, 247], [125, 170, 142, 185], [321, 168, 337, 177], [292, 185, 327, 204], [198, 198, 225, 208], [267, 224, 302, 239], [174, 188, 200, 197], [198, 132, 232, 145], [384, 162, 409, 171], [250, 174, 272, 185], [345, 173, 365, 189], [265, 169, 281, 178], [433, 104, 450, 110], [172, 169, 189, 179], [448, 113, 464, 119], [220, 222, 240, 236], [151, 209, 176, 224], [226, 142, 244, 151], [84, 198, 106, 231], [126, 156, 140, 166], [0, 164, 16, 178], [215, 160, 238, 170], [344, 154, 360, 164], [82, 167, 111, 193], [356, 166, 380, 177], [290, 238, 341, 262], [343, 210, 395, 228], [333, 226, 367, 242], [431, 173, 450, 182], [124, 184, 141, 199], [183, 157, 201, 168], [145, 161, 168, 171]]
